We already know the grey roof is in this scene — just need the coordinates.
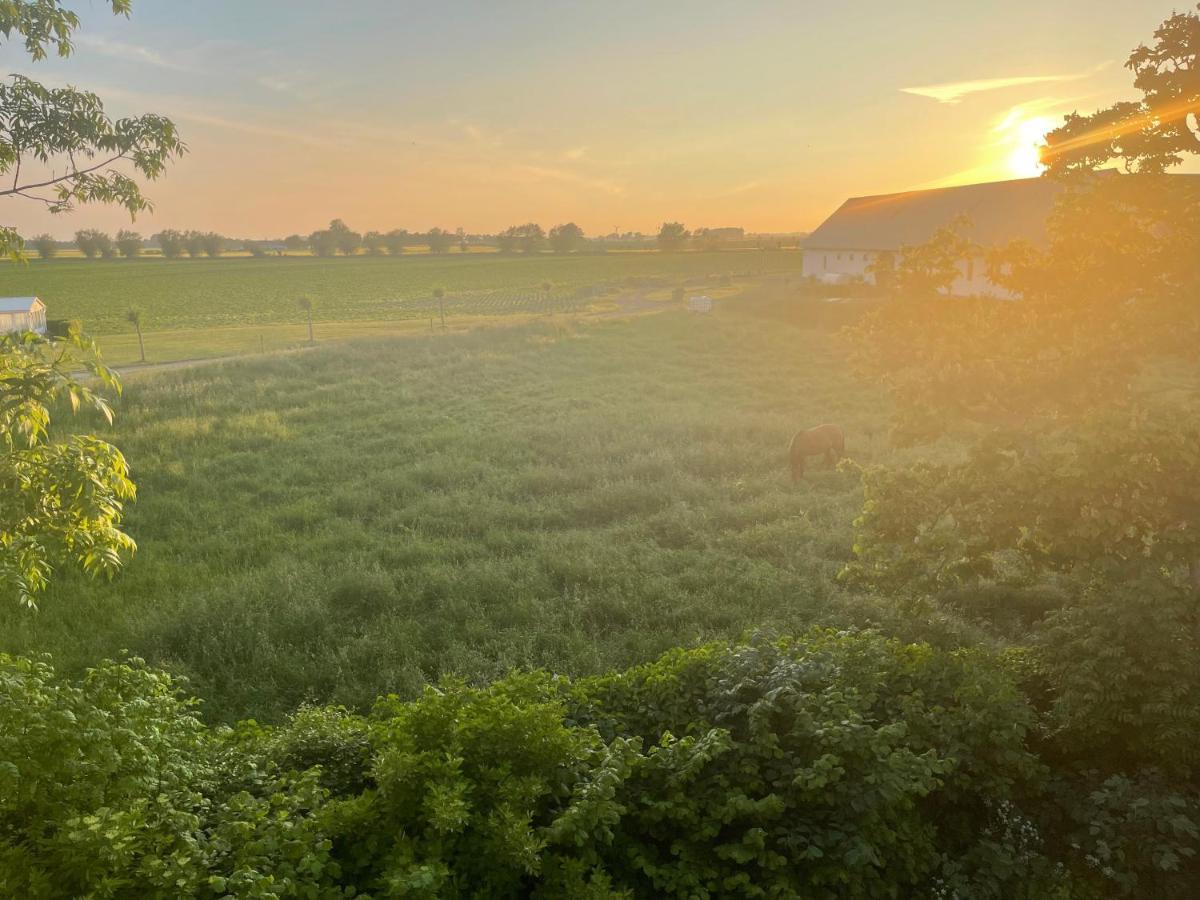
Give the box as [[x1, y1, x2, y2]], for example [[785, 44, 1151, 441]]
[[802, 178, 1065, 251], [0, 296, 42, 313]]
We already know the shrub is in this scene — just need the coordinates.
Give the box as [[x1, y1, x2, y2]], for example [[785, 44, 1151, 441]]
[[573, 630, 1055, 898], [4, 626, 1192, 896], [1032, 581, 1200, 777], [323, 673, 618, 896], [1026, 581, 1200, 896], [0, 654, 342, 898], [267, 704, 374, 797]]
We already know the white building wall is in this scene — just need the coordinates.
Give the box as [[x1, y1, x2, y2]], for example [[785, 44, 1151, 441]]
[[802, 248, 878, 281], [803, 249, 1007, 297], [0, 305, 47, 334]]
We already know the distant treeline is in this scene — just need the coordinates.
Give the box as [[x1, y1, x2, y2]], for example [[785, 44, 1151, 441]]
[[20, 220, 801, 259]]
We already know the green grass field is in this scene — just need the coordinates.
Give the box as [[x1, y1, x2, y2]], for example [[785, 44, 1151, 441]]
[[0, 303, 916, 723], [0, 250, 806, 336]]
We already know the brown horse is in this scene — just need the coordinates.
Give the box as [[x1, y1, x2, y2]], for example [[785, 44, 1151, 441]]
[[789, 424, 844, 480]]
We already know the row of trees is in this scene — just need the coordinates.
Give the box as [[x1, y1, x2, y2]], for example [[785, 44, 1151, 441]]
[[21, 220, 740, 259], [309, 220, 593, 257], [30, 229, 229, 259]]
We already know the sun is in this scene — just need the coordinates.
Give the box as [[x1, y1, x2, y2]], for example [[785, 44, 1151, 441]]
[[1007, 116, 1055, 178]]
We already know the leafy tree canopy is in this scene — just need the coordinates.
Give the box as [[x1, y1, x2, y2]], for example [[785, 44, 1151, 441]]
[[0, 1, 184, 258], [549, 221, 585, 254], [1042, 4, 1200, 174], [844, 7, 1200, 596], [1, 330, 135, 607], [656, 221, 690, 250]]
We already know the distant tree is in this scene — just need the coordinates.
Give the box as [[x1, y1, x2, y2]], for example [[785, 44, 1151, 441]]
[[74, 229, 98, 258], [306, 219, 360, 256], [309, 228, 337, 258], [363, 231, 385, 255], [200, 232, 223, 258], [549, 222, 585, 254], [497, 224, 545, 254], [125, 308, 145, 362], [31, 234, 56, 258], [155, 229, 185, 259], [243, 240, 266, 257], [326, 219, 361, 256], [657, 222, 690, 251], [457, 227, 468, 252], [183, 231, 205, 258], [433, 286, 446, 328], [519, 223, 545, 254], [693, 227, 718, 251], [297, 296, 315, 343], [116, 229, 142, 258], [75, 229, 114, 258], [283, 234, 307, 252], [426, 227, 451, 254], [383, 229, 408, 256]]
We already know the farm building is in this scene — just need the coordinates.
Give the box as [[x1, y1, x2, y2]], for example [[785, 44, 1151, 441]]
[[802, 177, 1064, 296], [0, 297, 47, 334]]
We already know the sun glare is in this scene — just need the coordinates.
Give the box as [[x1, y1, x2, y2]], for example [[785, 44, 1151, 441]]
[[1007, 115, 1055, 178]]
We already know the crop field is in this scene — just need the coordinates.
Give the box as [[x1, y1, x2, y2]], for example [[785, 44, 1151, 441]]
[[0, 304, 917, 723], [0, 250, 806, 335]]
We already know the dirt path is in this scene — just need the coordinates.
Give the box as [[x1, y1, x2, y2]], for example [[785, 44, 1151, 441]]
[[110, 346, 316, 378]]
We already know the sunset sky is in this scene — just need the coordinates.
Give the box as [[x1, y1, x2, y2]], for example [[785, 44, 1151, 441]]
[[3, 0, 1193, 239]]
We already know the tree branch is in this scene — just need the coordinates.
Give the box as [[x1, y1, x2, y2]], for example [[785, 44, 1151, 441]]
[[0, 152, 128, 197]]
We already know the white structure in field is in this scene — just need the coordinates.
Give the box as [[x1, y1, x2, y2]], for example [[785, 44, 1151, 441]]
[[687, 295, 714, 313], [0, 297, 47, 334], [802, 178, 1063, 296]]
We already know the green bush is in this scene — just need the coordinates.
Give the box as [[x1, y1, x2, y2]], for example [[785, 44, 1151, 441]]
[[573, 631, 1056, 898], [267, 704, 374, 797], [1045, 770, 1199, 899], [323, 673, 614, 895], [2, 623, 1195, 896], [1033, 581, 1200, 777], [0, 654, 343, 898], [1027, 581, 1200, 896]]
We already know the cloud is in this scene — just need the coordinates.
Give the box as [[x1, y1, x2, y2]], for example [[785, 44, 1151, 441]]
[[256, 75, 294, 93], [75, 34, 193, 72], [173, 109, 353, 151], [901, 64, 1108, 104], [707, 180, 764, 199], [516, 165, 626, 196], [563, 146, 587, 161]]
